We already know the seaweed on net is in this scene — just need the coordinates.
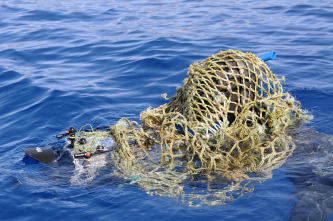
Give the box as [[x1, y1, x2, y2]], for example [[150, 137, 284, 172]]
[[79, 50, 312, 206]]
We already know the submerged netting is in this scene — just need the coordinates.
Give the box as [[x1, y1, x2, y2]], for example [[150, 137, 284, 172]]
[[77, 50, 312, 206]]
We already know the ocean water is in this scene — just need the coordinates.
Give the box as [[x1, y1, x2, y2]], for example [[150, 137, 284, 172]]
[[0, 0, 332, 220]]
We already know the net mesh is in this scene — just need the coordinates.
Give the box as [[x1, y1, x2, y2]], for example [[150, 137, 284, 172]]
[[78, 50, 312, 206]]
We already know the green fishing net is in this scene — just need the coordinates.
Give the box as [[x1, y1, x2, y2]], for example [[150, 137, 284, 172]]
[[77, 49, 312, 206]]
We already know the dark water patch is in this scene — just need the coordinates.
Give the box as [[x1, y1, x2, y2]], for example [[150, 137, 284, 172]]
[[0, 78, 48, 119], [0, 70, 23, 86], [17, 9, 70, 21], [256, 5, 285, 11], [285, 127, 333, 220], [0, 3, 23, 12], [15, 9, 95, 22], [285, 4, 333, 20], [18, 28, 76, 43]]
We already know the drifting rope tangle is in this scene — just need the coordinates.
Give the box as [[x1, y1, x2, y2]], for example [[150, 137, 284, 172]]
[[78, 50, 312, 206]]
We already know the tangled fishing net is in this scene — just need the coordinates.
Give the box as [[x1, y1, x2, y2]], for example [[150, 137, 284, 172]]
[[78, 50, 312, 206]]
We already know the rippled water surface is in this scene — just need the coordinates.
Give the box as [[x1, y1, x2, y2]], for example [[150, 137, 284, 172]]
[[0, 0, 332, 220]]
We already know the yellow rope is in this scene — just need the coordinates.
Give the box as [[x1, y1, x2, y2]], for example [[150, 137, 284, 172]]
[[84, 50, 313, 206]]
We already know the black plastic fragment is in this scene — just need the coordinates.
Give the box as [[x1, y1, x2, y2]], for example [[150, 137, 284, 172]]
[[22, 147, 57, 164]]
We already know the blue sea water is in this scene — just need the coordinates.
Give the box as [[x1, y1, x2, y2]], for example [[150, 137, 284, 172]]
[[0, 0, 332, 220]]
